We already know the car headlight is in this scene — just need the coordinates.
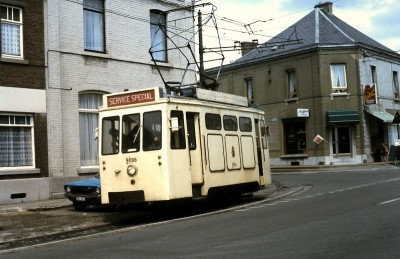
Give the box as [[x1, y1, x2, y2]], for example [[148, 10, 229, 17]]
[[66, 186, 71, 193], [96, 188, 100, 194], [127, 164, 137, 176]]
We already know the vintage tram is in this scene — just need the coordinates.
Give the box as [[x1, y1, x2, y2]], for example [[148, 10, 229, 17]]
[[98, 87, 271, 206]]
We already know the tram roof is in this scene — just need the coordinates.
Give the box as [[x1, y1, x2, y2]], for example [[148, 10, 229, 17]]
[[100, 87, 258, 112]]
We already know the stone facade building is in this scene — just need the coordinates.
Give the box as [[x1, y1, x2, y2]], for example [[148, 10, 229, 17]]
[[206, 2, 400, 166]]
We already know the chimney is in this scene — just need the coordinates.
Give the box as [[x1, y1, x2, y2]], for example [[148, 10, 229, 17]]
[[240, 40, 258, 56], [314, 1, 333, 14]]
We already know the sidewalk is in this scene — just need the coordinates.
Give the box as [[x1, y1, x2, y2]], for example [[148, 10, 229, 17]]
[[0, 198, 71, 213]]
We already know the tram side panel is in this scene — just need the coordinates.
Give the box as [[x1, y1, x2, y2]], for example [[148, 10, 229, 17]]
[[199, 114, 261, 197]]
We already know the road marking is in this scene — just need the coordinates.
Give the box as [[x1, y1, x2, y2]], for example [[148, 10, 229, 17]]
[[234, 177, 400, 212], [379, 197, 400, 205]]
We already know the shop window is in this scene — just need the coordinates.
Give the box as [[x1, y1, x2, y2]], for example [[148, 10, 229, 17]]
[[330, 64, 347, 93], [332, 126, 351, 155], [1, 4, 23, 58], [0, 114, 34, 167], [283, 120, 307, 154]]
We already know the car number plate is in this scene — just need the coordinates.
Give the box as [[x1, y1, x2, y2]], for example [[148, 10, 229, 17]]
[[76, 197, 85, 201]]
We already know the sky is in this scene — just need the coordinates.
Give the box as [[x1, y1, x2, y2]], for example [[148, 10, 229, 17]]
[[197, 0, 400, 67]]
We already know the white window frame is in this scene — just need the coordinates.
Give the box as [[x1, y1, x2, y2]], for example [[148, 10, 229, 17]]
[[330, 64, 347, 93], [79, 93, 103, 167], [287, 69, 297, 99], [0, 4, 23, 59], [0, 114, 35, 169]]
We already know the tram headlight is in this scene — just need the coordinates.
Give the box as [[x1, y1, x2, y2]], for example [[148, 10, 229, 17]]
[[127, 165, 137, 176]]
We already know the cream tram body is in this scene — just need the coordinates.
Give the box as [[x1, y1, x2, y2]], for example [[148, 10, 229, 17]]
[[99, 87, 271, 205]]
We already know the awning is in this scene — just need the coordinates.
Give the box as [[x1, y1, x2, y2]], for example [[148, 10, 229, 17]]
[[364, 110, 394, 123], [326, 110, 360, 125]]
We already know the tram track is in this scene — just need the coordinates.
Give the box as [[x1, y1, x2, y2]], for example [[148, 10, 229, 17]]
[[0, 184, 306, 253]]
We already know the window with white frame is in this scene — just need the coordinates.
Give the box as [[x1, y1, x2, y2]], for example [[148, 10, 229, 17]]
[[79, 93, 103, 166], [150, 10, 167, 62], [245, 78, 254, 104], [393, 71, 399, 99], [287, 69, 297, 98], [330, 64, 347, 93], [83, 0, 105, 52], [1, 4, 23, 58], [0, 114, 34, 167]]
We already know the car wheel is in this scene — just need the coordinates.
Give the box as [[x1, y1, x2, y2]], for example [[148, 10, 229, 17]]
[[73, 201, 87, 211]]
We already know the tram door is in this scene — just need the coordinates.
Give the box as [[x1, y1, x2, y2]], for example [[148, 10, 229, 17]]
[[255, 119, 266, 185], [186, 112, 204, 184]]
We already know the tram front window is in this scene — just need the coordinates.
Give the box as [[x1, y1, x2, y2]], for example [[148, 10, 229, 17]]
[[102, 116, 120, 155], [122, 114, 140, 153], [143, 111, 162, 151]]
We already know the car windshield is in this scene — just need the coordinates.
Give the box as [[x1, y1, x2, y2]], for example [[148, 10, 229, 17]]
[[95, 174, 100, 179]]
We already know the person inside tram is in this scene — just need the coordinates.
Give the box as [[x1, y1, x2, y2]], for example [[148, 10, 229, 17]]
[[122, 122, 140, 152]]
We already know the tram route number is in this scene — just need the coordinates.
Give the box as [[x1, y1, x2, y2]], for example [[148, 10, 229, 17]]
[[126, 157, 137, 164]]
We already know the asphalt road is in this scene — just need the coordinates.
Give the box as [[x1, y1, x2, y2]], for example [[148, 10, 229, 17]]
[[2, 164, 400, 258]]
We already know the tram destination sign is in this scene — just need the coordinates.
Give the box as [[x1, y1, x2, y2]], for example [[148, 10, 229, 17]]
[[107, 89, 155, 108]]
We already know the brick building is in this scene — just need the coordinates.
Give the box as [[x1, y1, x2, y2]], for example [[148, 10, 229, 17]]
[[206, 2, 400, 166], [1, 0, 195, 204], [0, 0, 48, 203]]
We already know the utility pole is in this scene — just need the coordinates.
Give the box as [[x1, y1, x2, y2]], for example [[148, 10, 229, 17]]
[[198, 10, 206, 88]]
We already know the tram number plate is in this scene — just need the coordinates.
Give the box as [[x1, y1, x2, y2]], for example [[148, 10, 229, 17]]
[[76, 197, 85, 201]]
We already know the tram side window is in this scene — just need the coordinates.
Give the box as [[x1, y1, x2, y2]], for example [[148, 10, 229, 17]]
[[143, 111, 162, 151], [223, 115, 238, 131], [102, 116, 120, 155], [186, 113, 196, 150], [122, 114, 140, 153], [170, 111, 186, 149], [239, 117, 252, 132], [205, 113, 221, 130]]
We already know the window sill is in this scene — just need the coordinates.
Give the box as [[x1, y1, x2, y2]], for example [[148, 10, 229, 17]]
[[0, 168, 40, 176], [284, 97, 299, 104], [78, 166, 99, 175], [1, 57, 29, 64], [330, 92, 350, 99], [280, 154, 309, 159], [82, 51, 111, 59]]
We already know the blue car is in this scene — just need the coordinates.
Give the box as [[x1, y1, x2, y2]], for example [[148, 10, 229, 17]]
[[64, 174, 101, 211]]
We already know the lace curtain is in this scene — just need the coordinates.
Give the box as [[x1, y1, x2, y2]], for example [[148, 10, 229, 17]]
[[331, 64, 347, 88], [0, 128, 32, 167], [79, 93, 103, 166], [1, 23, 21, 56]]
